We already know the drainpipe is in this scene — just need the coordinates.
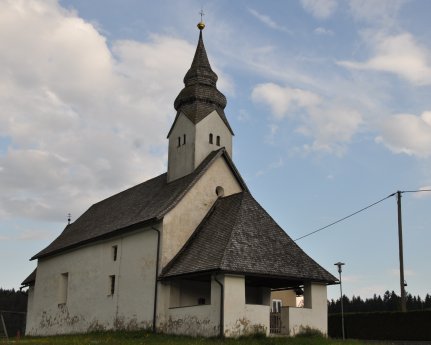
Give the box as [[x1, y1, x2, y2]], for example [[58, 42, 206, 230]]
[[214, 274, 224, 337], [151, 226, 161, 333]]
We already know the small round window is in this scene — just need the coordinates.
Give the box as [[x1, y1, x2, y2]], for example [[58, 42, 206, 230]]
[[215, 186, 225, 197]]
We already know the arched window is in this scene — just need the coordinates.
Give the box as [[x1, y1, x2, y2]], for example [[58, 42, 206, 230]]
[[183, 134, 186, 145], [209, 133, 213, 144], [216, 135, 220, 146]]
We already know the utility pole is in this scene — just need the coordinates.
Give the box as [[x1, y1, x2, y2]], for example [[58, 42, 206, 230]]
[[334, 262, 345, 340], [397, 191, 407, 312]]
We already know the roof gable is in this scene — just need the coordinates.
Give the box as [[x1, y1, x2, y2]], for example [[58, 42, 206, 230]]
[[33, 148, 247, 260], [161, 192, 336, 284]]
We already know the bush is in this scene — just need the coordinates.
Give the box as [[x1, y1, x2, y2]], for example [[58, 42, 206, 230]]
[[328, 310, 431, 340], [295, 326, 325, 338]]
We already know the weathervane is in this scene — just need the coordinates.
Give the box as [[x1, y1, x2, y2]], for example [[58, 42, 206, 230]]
[[197, 8, 205, 30], [67, 213, 71, 225]]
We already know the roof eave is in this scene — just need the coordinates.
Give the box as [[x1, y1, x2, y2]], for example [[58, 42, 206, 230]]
[[21, 268, 37, 287], [31, 217, 160, 261], [160, 268, 337, 286], [166, 108, 234, 139]]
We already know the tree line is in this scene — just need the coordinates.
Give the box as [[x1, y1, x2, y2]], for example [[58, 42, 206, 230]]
[[0, 288, 27, 337], [0, 288, 27, 312], [328, 290, 431, 314]]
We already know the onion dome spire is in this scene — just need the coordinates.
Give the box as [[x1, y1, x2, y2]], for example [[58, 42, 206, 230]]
[[171, 20, 233, 136]]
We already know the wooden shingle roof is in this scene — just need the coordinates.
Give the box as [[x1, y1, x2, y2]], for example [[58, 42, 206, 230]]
[[32, 148, 246, 260], [161, 192, 337, 284], [21, 268, 37, 287]]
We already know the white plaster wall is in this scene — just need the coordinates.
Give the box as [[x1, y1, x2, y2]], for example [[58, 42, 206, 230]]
[[244, 304, 270, 334], [195, 110, 233, 167], [25, 286, 35, 330], [159, 277, 221, 337], [167, 113, 196, 182], [164, 305, 218, 337], [161, 156, 243, 267], [25, 227, 158, 336], [280, 283, 328, 336], [223, 275, 269, 337], [167, 111, 233, 182]]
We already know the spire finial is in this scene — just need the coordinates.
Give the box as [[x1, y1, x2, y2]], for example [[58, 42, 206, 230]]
[[197, 9, 205, 30], [67, 213, 71, 225]]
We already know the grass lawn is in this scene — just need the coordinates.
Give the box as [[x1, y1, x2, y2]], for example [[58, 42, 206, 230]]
[[3, 331, 381, 345]]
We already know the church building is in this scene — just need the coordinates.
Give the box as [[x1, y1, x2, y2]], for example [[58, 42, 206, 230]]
[[22, 20, 337, 337]]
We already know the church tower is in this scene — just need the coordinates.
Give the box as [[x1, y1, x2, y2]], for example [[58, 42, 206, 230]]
[[167, 21, 234, 182]]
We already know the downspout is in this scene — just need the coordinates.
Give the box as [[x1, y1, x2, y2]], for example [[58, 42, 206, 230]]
[[214, 274, 224, 337], [151, 226, 161, 333]]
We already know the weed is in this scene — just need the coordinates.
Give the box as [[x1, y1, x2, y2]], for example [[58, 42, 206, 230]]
[[12, 331, 385, 345], [295, 326, 325, 338]]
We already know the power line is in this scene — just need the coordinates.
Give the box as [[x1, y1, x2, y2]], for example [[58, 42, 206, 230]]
[[294, 193, 396, 241], [401, 189, 431, 194], [294, 189, 431, 242]]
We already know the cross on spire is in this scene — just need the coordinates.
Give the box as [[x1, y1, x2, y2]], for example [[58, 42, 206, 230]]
[[197, 8, 206, 30]]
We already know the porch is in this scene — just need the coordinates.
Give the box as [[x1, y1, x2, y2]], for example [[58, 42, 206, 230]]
[[161, 274, 328, 337], [270, 283, 328, 336]]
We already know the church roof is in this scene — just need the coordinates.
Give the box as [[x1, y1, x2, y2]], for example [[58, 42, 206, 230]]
[[21, 268, 37, 287], [32, 148, 247, 260], [168, 30, 233, 138], [161, 191, 337, 284]]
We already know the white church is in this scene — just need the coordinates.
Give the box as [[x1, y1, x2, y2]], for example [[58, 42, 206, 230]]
[[22, 21, 337, 337]]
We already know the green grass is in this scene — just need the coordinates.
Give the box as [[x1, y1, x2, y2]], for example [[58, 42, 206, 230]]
[[2, 331, 383, 345]]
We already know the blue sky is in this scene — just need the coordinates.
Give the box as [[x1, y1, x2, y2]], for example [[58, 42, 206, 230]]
[[1, 0, 431, 301]]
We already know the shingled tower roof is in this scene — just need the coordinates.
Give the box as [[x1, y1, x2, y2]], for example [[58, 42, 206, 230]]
[[169, 27, 233, 137]]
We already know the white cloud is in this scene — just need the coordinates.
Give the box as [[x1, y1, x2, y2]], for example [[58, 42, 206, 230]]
[[264, 123, 279, 145], [298, 106, 362, 156], [314, 27, 333, 35], [376, 111, 431, 158], [251, 83, 362, 155], [255, 157, 284, 177], [412, 186, 431, 199], [17, 229, 54, 241], [0, 0, 198, 222], [251, 83, 321, 119], [0, 225, 55, 241], [339, 33, 431, 86], [248, 8, 291, 33], [300, 0, 337, 19], [237, 109, 250, 123], [348, 0, 406, 25]]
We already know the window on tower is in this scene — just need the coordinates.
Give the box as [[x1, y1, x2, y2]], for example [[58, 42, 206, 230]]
[[183, 134, 186, 145], [177, 137, 181, 147], [216, 136, 220, 146], [209, 133, 213, 144]]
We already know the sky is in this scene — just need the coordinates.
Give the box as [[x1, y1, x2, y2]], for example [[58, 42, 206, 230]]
[[1, 0, 431, 301]]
